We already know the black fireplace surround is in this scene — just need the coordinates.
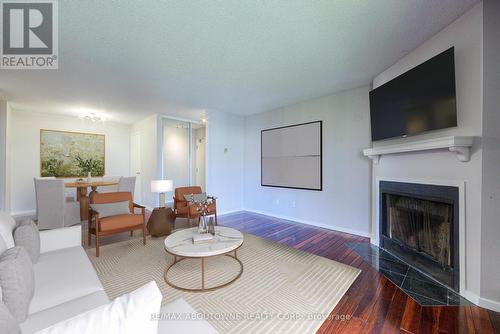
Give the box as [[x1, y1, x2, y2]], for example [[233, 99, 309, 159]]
[[379, 181, 459, 291]]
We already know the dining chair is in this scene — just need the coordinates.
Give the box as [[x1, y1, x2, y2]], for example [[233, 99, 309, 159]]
[[118, 176, 136, 198], [34, 176, 76, 202], [98, 176, 120, 193], [33, 178, 81, 230]]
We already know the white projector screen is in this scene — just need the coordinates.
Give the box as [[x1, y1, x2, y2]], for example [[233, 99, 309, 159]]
[[261, 121, 322, 190]]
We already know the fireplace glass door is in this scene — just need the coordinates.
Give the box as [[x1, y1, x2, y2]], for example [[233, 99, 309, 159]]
[[379, 181, 459, 290], [385, 194, 452, 268]]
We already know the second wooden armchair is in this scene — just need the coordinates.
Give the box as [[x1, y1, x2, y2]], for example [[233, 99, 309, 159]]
[[173, 186, 217, 226]]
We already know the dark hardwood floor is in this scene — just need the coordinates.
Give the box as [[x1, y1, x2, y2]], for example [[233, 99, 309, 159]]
[[218, 211, 500, 334]]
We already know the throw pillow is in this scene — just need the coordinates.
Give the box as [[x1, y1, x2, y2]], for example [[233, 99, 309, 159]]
[[0, 302, 21, 334], [0, 211, 17, 249], [183, 192, 208, 203], [14, 220, 40, 263], [90, 201, 130, 218], [35, 281, 163, 334], [0, 247, 35, 322]]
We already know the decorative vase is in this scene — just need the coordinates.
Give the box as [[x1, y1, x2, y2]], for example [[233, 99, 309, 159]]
[[208, 217, 215, 235], [198, 215, 207, 234], [87, 172, 92, 183]]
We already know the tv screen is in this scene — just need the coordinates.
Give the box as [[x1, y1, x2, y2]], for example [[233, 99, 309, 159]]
[[369, 47, 457, 141]]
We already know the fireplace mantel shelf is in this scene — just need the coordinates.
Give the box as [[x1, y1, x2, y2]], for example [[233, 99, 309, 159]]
[[363, 136, 474, 164]]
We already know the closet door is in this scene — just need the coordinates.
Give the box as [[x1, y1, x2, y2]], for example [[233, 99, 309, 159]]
[[163, 119, 190, 199]]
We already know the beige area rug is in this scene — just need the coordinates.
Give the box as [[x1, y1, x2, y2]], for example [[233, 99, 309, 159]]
[[86, 233, 360, 334]]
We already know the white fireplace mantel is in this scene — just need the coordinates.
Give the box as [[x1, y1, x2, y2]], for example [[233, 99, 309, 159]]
[[363, 136, 475, 164]]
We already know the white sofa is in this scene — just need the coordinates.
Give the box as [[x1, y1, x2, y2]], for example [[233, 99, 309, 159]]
[[18, 225, 217, 333]]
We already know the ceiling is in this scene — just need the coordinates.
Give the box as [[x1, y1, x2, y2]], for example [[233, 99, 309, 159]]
[[0, 0, 479, 123]]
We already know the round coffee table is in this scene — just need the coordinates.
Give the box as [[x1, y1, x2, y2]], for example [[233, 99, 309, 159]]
[[164, 226, 244, 292]]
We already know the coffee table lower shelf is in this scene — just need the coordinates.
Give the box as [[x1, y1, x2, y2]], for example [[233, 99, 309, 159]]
[[164, 249, 243, 292]]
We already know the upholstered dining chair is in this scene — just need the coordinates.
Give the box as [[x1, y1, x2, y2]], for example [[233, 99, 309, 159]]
[[97, 176, 120, 193], [33, 178, 81, 230], [88, 191, 146, 257], [173, 186, 217, 226], [34, 177, 55, 215], [34, 176, 76, 202], [118, 176, 136, 197]]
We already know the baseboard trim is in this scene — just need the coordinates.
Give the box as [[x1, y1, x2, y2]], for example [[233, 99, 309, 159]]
[[463, 290, 500, 312], [463, 290, 480, 305], [478, 296, 500, 313], [242, 208, 371, 238], [219, 208, 245, 216]]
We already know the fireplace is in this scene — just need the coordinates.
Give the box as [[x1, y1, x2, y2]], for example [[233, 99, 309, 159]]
[[379, 181, 459, 291]]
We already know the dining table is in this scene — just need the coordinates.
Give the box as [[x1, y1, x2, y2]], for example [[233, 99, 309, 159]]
[[65, 181, 118, 220]]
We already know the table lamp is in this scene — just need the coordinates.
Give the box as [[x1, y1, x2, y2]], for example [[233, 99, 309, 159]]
[[151, 180, 173, 207]]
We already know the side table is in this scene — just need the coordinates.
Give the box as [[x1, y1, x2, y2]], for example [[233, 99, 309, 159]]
[[147, 207, 175, 237]]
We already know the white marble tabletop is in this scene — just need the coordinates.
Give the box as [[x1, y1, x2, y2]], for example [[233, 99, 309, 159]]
[[164, 226, 244, 258]]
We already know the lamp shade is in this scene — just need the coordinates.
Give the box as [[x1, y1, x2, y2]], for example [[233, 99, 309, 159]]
[[151, 180, 173, 193]]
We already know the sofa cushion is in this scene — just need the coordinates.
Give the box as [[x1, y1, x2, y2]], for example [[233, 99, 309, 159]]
[[35, 281, 162, 334], [0, 211, 16, 249], [39, 226, 82, 254], [14, 220, 40, 263], [98, 214, 143, 232], [0, 247, 35, 322], [0, 234, 6, 256], [29, 246, 104, 315], [0, 302, 21, 334], [157, 298, 219, 334], [175, 186, 202, 201], [20, 291, 109, 334], [183, 192, 208, 203], [90, 201, 130, 219]]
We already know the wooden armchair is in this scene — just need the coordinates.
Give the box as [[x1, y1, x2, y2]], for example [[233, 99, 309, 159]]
[[173, 186, 217, 226], [88, 191, 146, 257]]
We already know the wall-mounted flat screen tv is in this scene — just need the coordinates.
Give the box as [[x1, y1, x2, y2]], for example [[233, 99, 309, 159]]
[[369, 47, 457, 141]]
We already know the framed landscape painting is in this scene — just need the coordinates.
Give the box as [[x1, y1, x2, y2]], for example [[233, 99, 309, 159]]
[[40, 129, 105, 177]]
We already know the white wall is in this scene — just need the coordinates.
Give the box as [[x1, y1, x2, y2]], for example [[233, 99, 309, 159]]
[[131, 114, 161, 208], [8, 109, 131, 215], [370, 3, 483, 300], [5, 103, 12, 212], [372, 8, 483, 139], [0, 100, 7, 211], [206, 110, 245, 214], [243, 87, 372, 236], [480, 0, 500, 308]]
